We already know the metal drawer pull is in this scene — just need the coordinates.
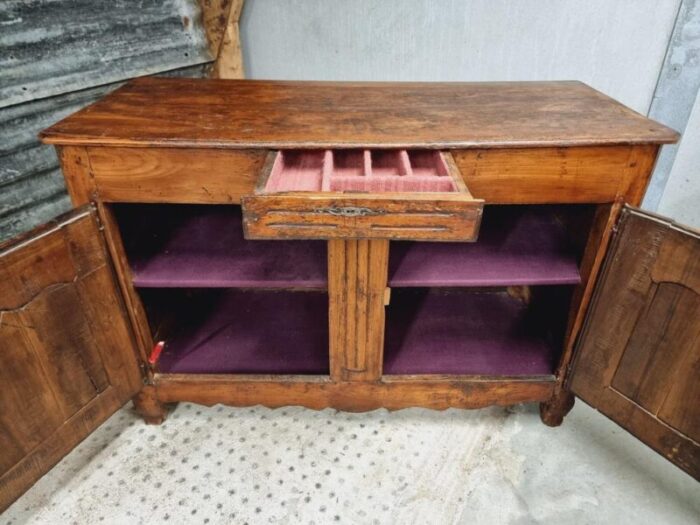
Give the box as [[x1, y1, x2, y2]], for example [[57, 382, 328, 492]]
[[314, 206, 380, 217]]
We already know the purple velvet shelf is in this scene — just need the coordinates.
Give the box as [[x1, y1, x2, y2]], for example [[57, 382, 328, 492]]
[[115, 205, 327, 289], [389, 207, 581, 287], [158, 290, 329, 374], [158, 288, 556, 376], [384, 289, 558, 376]]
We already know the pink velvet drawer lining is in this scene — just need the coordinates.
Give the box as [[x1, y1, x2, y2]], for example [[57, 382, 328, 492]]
[[264, 149, 457, 193]]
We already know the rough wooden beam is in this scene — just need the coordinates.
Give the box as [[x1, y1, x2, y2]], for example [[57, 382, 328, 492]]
[[200, 0, 245, 79], [198, 0, 231, 59]]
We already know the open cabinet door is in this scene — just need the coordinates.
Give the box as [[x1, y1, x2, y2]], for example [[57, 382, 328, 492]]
[[569, 206, 699, 479], [0, 206, 143, 511]]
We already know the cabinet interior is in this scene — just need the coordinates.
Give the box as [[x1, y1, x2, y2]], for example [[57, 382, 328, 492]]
[[384, 286, 572, 376], [113, 203, 593, 377], [116, 204, 327, 289], [138, 288, 329, 375]]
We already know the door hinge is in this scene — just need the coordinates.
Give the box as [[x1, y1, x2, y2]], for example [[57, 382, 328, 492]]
[[139, 361, 150, 384], [91, 203, 105, 232]]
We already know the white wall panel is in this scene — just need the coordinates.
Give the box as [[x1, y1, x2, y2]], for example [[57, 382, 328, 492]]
[[643, 0, 700, 210], [241, 0, 680, 113], [658, 89, 700, 228]]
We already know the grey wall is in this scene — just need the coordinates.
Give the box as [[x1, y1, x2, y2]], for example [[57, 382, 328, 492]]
[[0, 0, 212, 242], [658, 88, 700, 227], [241, 0, 699, 226], [242, 0, 679, 113], [643, 0, 700, 218]]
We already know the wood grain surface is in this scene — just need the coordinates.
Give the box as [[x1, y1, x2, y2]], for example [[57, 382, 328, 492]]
[[40, 78, 678, 149], [569, 207, 700, 479], [454, 145, 659, 203], [0, 208, 142, 511], [87, 147, 266, 203], [153, 374, 555, 412], [242, 193, 483, 241], [328, 239, 389, 381]]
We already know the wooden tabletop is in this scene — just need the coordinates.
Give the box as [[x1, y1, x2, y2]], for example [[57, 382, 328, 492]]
[[40, 78, 679, 149]]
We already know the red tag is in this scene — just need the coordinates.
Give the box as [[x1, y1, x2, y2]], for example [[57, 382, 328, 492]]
[[148, 341, 165, 365]]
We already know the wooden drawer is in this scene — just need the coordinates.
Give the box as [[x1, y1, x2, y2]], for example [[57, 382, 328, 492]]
[[242, 150, 483, 241], [452, 145, 659, 205], [86, 147, 265, 204]]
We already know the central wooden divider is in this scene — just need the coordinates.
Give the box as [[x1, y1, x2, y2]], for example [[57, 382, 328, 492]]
[[328, 238, 389, 382]]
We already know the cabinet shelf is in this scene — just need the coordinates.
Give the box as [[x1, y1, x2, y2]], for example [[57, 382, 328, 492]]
[[116, 204, 580, 290], [115, 204, 327, 289], [151, 289, 329, 375], [389, 206, 581, 287], [384, 288, 569, 376]]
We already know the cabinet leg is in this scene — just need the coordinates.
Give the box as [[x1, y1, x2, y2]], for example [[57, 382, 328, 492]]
[[133, 385, 169, 425], [540, 388, 575, 427]]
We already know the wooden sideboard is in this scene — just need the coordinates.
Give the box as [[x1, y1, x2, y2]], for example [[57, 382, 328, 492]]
[[2, 78, 698, 509]]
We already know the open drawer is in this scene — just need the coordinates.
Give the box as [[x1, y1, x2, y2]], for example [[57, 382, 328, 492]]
[[241, 150, 484, 241]]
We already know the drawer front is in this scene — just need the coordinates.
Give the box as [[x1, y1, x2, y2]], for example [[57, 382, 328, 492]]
[[87, 147, 265, 203], [242, 150, 484, 241], [452, 145, 659, 204], [242, 194, 483, 241]]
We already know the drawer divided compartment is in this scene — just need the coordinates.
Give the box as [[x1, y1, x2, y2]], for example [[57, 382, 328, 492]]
[[242, 150, 483, 241]]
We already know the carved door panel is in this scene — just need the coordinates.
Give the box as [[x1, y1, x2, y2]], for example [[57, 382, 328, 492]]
[[570, 207, 699, 479], [0, 207, 142, 511]]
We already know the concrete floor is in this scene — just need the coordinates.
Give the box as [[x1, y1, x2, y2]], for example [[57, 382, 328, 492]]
[[3, 401, 699, 524]]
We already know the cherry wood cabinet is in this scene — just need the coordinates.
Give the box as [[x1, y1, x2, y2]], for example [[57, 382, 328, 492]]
[[1, 79, 697, 510]]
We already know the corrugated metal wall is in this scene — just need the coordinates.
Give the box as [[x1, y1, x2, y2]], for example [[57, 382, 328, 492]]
[[0, 0, 213, 242]]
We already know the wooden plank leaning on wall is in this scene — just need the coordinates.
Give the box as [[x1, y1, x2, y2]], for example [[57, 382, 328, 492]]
[[199, 0, 246, 79]]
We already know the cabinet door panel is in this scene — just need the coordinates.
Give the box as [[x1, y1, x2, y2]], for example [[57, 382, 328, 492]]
[[0, 314, 67, 472], [570, 207, 700, 479], [611, 282, 700, 414], [0, 207, 142, 511]]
